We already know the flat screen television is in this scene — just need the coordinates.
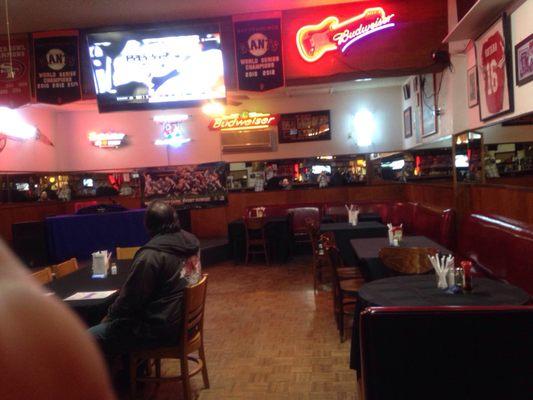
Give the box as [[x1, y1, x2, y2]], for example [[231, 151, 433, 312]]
[[455, 155, 469, 168], [15, 183, 29, 191], [311, 165, 331, 174], [87, 24, 226, 112]]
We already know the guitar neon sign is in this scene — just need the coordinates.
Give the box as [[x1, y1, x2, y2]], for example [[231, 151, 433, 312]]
[[296, 7, 395, 63]]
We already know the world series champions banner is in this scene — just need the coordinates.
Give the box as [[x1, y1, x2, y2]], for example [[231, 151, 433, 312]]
[[33, 30, 82, 105], [234, 17, 284, 91], [0, 34, 31, 108]]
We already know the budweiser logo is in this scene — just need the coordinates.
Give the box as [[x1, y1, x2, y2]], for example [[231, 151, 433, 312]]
[[296, 7, 396, 63], [209, 112, 280, 132]]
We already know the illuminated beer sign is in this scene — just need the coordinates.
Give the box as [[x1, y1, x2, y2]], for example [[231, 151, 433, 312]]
[[209, 112, 280, 132], [88, 131, 126, 148], [296, 7, 395, 63]]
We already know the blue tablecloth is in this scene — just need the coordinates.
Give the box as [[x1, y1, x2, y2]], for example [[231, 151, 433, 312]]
[[46, 209, 149, 262]]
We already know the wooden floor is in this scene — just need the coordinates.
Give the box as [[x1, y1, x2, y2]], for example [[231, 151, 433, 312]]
[[125, 256, 358, 400]]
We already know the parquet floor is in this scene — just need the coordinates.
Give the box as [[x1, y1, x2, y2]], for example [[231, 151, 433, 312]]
[[124, 256, 358, 400]]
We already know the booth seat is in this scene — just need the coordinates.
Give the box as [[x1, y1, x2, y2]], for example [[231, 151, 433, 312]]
[[360, 306, 533, 400], [245, 200, 455, 249], [457, 213, 533, 296]]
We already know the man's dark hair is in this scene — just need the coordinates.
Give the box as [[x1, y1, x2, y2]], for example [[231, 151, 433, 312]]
[[145, 201, 181, 237]]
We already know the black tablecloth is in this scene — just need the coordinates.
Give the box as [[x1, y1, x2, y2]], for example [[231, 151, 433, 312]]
[[350, 275, 530, 371], [46, 260, 132, 325], [320, 221, 388, 266], [228, 216, 292, 264], [351, 236, 451, 282], [321, 213, 382, 224]]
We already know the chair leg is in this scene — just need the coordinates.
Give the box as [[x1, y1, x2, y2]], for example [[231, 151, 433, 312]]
[[129, 356, 137, 400], [199, 343, 210, 388], [155, 358, 161, 378], [180, 355, 192, 400], [263, 242, 270, 266], [245, 245, 250, 265]]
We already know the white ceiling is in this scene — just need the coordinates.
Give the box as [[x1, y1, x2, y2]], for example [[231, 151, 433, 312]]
[[1, 0, 360, 34]]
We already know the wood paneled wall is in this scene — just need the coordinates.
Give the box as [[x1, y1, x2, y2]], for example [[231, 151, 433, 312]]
[[467, 185, 533, 224], [404, 183, 455, 209]]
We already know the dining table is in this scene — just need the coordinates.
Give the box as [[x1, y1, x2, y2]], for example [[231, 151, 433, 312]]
[[319, 221, 388, 266], [350, 275, 530, 372], [227, 215, 292, 264], [46, 259, 133, 326], [351, 235, 451, 282]]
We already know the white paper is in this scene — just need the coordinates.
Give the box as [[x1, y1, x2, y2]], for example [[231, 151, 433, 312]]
[[64, 290, 117, 301]]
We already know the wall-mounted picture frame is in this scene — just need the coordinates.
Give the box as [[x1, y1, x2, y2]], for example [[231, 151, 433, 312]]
[[474, 13, 514, 121], [467, 66, 479, 108], [420, 73, 438, 137], [515, 33, 533, 87], [403, 107, 412, 138], [278, 110, 331, 143]]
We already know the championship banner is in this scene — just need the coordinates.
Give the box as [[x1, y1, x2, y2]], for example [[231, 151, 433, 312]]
[[0, 34, 31, 108], [234, 17, 284, 91], [33, 30, 82, 105]]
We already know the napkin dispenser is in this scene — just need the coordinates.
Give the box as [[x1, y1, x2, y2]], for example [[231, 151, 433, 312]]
[[92, 250, 110, 276], [387, 224, 403, 245]]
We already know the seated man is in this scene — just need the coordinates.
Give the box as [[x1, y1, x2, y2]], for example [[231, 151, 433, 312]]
[[89, 201, 201, 355]]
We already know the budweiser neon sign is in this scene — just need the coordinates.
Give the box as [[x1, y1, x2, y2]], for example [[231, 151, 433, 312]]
[[209, 112, 279, 132], [296, 7, 395, 63]]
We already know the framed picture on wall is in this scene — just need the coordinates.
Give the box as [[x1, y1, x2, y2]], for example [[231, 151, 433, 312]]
[[467, 66, 479, 108], [278, 110, 331, 143], [515, 33, 533, 86], [420, 73, 438, 137], [474, 14, 514, 121], [402, 83, 411, 100], [403, 107, 412, 138]]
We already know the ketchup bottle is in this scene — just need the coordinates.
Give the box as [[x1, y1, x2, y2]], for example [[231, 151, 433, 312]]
[[461, 260, 473, 292]]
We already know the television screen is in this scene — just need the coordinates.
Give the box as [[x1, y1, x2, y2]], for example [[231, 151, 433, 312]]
[[311, 165, 331, 174], [15, 183, 29, 191], [455, 155, 469, 168], [87, 25, 225, 112], [83, 178, 94, 187]]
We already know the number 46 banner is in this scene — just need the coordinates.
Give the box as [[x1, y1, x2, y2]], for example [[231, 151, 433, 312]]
[[474, 14, 514, 122]]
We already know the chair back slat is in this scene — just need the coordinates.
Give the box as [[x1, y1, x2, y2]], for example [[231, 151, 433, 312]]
[[53, 258, 78, 279], [182, 274, 208, 342], [32, 267, 53, 284], [116, 246, 141, 260]]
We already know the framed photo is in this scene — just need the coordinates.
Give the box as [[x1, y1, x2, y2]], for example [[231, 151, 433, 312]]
[[467, 66, 479, 108], [515, 33, 533, 86], [403, 107, 412, 138], [278, 110, 331, 143], [420, 73, 438, 137], [402, 83, 411, 100], [474, 14, 514, 121]]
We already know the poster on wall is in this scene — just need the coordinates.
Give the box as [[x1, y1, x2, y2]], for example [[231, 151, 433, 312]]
[[278, 110, 331, 143], [234, 17, 284, 91], [0, 34, 31, 108], [33, 30, 82, 105], [515, 33, 533, 86], [420, 73, 438, 137], [142, 162, 227, 209], [474, 14, 514, 121]]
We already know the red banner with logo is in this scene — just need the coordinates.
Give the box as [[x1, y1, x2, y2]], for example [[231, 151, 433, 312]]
[[0, 34, 31, 108], [282, 0, 448, 85]]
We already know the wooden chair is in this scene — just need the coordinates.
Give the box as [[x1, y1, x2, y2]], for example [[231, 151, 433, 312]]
[[31, 267, 53, 284], [379, 247, 438, 275], [244, 217, 269, 265], [116, 246, 141, 260], [327, 246, 365, 342], [52, 258, 79, 279], [321, 231, 364, 281], [129, 274, 210, 400], [306, 219, 327, 292]]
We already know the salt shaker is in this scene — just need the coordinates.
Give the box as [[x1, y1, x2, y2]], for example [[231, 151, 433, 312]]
[[110, 262, 118, 276]]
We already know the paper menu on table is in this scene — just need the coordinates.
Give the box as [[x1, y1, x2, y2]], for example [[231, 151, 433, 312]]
[[64, 290, 117, 301]]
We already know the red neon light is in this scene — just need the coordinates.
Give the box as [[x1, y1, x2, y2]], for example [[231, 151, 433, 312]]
[[296, 7, 395, 63]]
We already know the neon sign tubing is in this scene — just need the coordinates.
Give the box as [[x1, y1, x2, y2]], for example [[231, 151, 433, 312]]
[[340, 23, 395, 53]]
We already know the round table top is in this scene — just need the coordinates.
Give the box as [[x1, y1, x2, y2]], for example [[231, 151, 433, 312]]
[[358, 275, 530, 307]]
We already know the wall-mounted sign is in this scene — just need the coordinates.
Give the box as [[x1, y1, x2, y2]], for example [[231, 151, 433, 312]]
[[33, 30, 82, 105], [296, 7, 395, 63], [234, 17, 284, 91], [278, 110, 331, 143], [209, 112, 280, 132], [282, 1, 448, 85], [153, 114, 191, 147], [88, 132, 126, 148], [0, 34, 31, 108]]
